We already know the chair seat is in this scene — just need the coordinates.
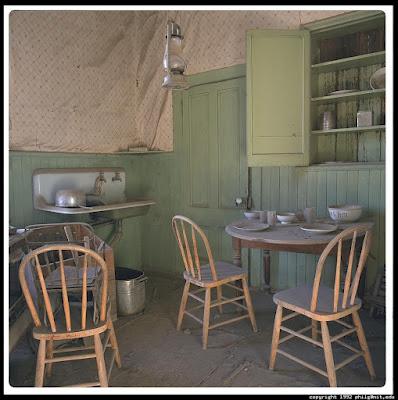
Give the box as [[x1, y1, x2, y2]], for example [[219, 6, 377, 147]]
[[273, 284, 362, 320], [183, 261, 245, 287]]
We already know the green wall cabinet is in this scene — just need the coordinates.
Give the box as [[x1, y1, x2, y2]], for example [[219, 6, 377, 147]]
[[246, 11, 385, 168], [246, 29, 311, 167]]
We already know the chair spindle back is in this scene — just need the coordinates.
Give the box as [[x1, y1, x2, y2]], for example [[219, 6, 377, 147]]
[[311, 225, 372, 313], [19, 244, 108, 333], [171, 215, 218, 281]]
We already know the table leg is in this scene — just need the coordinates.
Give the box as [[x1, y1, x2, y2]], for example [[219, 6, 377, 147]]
[[263, 250, 271, 292], [232, 237, 242, 267], [232, 238, 244, 309]]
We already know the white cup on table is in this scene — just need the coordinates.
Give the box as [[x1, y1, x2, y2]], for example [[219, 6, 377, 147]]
[[304, 207, 316, 224], [267, 211, 277, 226], [259, 211, 267, 223]]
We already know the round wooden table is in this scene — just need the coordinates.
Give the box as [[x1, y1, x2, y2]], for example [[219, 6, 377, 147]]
[[225, 220, 373, 291]]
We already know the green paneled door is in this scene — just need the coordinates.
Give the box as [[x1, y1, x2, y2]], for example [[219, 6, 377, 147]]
[[180, 76, 248, 268]]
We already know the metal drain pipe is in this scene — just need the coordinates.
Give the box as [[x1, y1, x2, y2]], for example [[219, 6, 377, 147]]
[[108, 219, 124, 247], [90, 217, 124, 247]]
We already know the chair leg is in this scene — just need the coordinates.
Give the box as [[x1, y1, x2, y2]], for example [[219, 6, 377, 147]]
[[241, 277, 258, 332], [35, 339, 46, 387], [45, 339, 54, 378], [108, 318, 122, 368], [94, 334, 109, 387], [321, 321, 337, 387], [269, 305, 283, 370], [352, 311, 376, 379], [177, 281, 190, 331], [216, 286, 223, 314], [202, 287, 211, 350]]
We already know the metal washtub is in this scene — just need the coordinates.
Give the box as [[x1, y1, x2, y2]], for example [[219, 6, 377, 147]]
[[115, 267, 148, 316]]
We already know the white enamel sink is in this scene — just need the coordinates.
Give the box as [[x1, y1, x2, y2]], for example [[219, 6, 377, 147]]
[[35, 196, 155, 219], [33, 168, 155, 220]]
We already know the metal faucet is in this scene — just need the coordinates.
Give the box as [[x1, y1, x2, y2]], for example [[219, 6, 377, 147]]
[[94, 172, 107, 196], [112, 171, 122, 182]]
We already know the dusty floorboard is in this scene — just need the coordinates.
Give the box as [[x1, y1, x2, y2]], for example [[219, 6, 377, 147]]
[[9, 274, 386, 389]]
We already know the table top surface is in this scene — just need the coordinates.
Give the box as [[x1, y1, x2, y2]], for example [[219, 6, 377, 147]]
[[225, 219, 373, 246]]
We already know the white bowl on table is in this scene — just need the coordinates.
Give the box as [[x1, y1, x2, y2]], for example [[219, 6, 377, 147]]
[[328, 205, 362, 222], [244, 210, 260, 220], [276, 212, 296, 224]]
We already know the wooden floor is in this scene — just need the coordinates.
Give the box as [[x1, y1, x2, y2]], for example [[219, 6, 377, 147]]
[[9, 274, 386, 390]]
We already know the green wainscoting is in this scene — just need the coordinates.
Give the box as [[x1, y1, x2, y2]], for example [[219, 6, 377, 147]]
[[8, 151, 144, 268]]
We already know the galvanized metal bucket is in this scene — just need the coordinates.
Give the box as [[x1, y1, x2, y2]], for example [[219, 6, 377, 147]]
[[115, 267, 148, 316]]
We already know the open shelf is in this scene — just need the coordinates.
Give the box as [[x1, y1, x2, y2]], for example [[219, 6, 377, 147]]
[[311, 125, 385, 135], [311, 51, 385, 73], [311, 88, 385, 104]]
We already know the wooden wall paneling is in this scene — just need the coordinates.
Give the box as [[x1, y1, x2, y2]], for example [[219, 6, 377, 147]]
[[287, 167, 298, 288], [296, 168, 308, 286], [305, 170, 318, 283], [358, 130, 382, 162], [336, 170, 348, 205], [366, 169, 382, 287], [250, 166, 263, 288], [357, 169, 370, 218], [8, 156, 19, 226], [277, 167, 290, 289], [346, 169, 359, 205], [378, 169, 385, 267], [379, 131, 385, 161], [316, 169, 328, 218], [314, 72, 336, 163]]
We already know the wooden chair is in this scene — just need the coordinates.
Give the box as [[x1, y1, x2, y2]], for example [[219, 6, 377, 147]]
[[18, 243, 121, 387], [269, 225, 376, 387], [171, 215, 258, 349]]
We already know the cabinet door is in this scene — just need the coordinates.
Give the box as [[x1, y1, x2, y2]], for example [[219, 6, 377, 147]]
[[247, 29, 310, 166]]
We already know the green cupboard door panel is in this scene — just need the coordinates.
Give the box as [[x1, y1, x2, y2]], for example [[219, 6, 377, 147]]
[[216, 79, 246, 209], [247, 29, 310, 166], [183, 87, 214, 208]]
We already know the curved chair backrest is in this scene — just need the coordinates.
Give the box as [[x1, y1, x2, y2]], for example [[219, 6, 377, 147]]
[[171, 215, 218, 281], [19, 243, 108, 333], [311, 224, 372, 314]]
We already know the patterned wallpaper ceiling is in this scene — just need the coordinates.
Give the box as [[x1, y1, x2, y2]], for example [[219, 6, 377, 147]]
[[9, 9, 347, 153]]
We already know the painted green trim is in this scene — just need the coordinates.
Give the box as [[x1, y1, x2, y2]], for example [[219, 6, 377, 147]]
[[312, 125, 386, 135], [303, 10, 385, 33], [187, 64, 245, 87], [312, 51, 385, 73], [300, 162, 385, 171], [311, 89, 385, 104], [113, 151, 172, 155], [9, 150, 150, 157]]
